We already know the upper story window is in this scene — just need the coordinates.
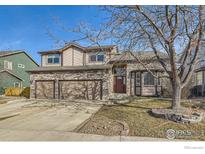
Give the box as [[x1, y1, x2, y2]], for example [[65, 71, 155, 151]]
[[89, 52, 104, 62], [97, 54, 104, 62], [18, 64, 25, 68], [47, 54, 60, 64], [4, 61, 12, 70], [90, 55, 97, 62]]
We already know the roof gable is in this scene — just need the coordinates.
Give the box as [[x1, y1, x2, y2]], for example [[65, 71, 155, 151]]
[[0, 50, 39, 66], [0, 70, 23, 81], [0, 51, 23, 57]]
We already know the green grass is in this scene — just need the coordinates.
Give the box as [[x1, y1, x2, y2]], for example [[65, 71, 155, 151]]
[[89, 99, 205, 140]]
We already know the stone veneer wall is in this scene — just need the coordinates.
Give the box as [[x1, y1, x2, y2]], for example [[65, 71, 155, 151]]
[[30, 69, 113, 100]]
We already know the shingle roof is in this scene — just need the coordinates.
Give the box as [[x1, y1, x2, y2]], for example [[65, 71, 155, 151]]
[[0, 70, 23, 81], [27, 65, 112, 73], [0, 50, 39, 66], [38, 49, 61, 55], [86, 45, 116, 51], [38, 43, 116, 55], [0, 51, 23, 57], [195, 67, 205, 72], [109, 51, 168, 63], [129, 62, 166, 71]]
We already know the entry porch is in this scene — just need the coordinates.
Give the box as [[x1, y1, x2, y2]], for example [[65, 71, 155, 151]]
[[112, 64, 162, 97]]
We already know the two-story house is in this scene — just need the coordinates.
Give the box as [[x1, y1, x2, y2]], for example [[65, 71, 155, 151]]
[[28, 43, 168, 100], [0, 51, 39, 94]]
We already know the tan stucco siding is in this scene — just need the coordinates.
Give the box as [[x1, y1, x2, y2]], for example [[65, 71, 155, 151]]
[[63, 47, 84, 66], [42, 55, 61, 67], [63, 48, 73, 66], [73, 48, 84, 66]]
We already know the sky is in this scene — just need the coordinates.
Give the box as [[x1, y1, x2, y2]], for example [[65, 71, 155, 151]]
[[0, 6, 107, 64]]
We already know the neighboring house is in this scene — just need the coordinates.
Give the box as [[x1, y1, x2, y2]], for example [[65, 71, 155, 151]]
[[178, 49, 205, 98], [28, 43, 168, 100], [0, 51, 39, 95], [191, 61, 205, 97]]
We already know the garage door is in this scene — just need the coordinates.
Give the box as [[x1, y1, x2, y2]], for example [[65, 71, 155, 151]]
[[59, 80, 102, 100], [35, 81, 55, 99]]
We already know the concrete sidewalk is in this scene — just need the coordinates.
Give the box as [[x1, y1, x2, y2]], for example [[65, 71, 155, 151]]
[[0, 128, 171, 141]]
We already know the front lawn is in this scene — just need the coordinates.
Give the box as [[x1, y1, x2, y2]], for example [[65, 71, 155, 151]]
[[77, 98, 205, 140]]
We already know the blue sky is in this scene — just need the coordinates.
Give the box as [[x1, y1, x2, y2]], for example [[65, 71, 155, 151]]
[[0, 6, 107, 64]]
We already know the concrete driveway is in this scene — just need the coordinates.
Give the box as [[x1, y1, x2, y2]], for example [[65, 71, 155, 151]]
[[0, 99, 102, 140]]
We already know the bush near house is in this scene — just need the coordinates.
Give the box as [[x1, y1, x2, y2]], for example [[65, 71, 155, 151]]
[[161, 77, 195, 99], [5, 87, 30, 98], [21, 87, 30, 98]]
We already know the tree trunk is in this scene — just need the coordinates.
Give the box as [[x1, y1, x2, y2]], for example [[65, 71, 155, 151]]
[[171, 82, 181, 109]]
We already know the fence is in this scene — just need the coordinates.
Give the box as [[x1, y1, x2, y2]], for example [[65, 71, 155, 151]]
[[5, 87, 30, 98]]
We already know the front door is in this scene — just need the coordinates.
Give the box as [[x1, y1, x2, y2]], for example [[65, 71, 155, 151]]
[[114, 76, 126, 93]]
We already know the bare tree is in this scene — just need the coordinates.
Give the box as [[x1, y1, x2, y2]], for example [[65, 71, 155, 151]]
[[75, 6, 204, 110], [47, 6, 204, 110]]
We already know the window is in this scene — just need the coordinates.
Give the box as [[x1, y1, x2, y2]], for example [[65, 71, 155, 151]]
[[203, 71, 205, 84], [197, 71, 203, 85], [158, 78, 161, 85], [136, 72, 141, 86], [89, 52, 104, 62], [97, 54, 104, 62], [18, 64, 25, 68], [144, 72, 155, 86], [14, 82, 20, 88], [4, 61, 12, 70], [112, 67, 126, 76], [90, 55, 96, 62], [157, 72, 161, 85], [47, 54, 60, 64]]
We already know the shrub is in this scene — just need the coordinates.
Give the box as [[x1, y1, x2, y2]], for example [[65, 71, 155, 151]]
[[21, 87, 30, 98]]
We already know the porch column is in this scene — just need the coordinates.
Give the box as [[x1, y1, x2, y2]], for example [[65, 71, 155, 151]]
[[155, 71, 158, 96], [203, 71, 205, 97], [108, 69, 114, 98], [30, 75, 36, 99], [55, 79, 60, 99], [140, 72, 143, 96], [126, 70, 131, 96]]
